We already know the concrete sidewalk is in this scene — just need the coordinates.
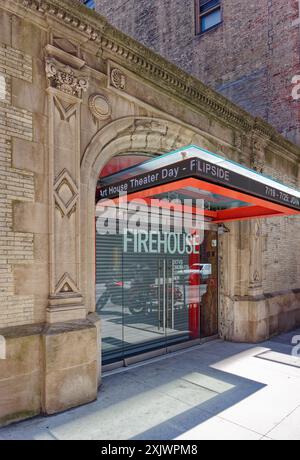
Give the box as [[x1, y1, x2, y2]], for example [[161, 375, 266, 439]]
[[1, 329, 300, 440]]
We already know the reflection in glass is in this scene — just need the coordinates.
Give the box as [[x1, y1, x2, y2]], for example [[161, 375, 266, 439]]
[[96, 222, 218, 364]]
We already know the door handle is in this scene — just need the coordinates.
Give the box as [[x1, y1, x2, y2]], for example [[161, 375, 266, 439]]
[[171, 260, 175, 330], [158, 259, 161, 330], [163, 259, 166, 333]]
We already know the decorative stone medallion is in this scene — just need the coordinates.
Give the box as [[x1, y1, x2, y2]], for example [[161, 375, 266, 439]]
[[89, 94, 111, 120]]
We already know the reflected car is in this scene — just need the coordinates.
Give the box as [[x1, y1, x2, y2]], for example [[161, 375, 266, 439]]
[[177, 263, 212, 282]]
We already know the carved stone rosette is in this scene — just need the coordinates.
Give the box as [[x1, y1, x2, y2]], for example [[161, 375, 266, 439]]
[[110, 68, 126, 90]]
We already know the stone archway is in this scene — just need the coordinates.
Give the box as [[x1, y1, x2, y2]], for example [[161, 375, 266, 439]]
[[80, 116, 204, 318], [79, 115, 267, 366]]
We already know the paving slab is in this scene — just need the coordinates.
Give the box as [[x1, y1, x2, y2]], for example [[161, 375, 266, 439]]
[[1, 330, 300, 440], [266, 406, 300, 440], [176, 416, 262, 441]]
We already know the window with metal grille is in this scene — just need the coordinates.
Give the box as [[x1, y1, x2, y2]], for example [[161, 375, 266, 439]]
[[195, 0, 222, 35]]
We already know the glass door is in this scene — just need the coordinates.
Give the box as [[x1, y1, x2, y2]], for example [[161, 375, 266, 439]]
[[164, 255, 201, 348], [200, 230, 219, 338], [121, 251, 202, 358], [122, 255, 167, 357], [97, 226, 218, 365]]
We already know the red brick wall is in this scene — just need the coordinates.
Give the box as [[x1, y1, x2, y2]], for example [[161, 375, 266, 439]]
[[95, 0, 300, 145]]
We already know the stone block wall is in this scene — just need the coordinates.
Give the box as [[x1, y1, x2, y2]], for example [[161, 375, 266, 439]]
[[0, 6, 51, 329], [262, 157, 300, 294], [0, 0, 298, 426], [0, 42, 35, 327], [262, 217, 300, 293]]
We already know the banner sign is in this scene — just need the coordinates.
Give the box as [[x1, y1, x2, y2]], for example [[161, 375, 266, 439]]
[[97, 157, 300, 211]]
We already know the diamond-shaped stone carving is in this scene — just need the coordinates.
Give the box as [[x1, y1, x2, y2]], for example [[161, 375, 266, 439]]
[[54, 169, 78, 218]]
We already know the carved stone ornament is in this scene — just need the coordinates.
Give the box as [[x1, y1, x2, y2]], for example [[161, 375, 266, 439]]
[[110, 68, 126, 90], [54, 169, 79, 218], [251, 133, 269, 173], [46, 58, 88, 97], [55, 272, 79, 295], [89, 94, 112, 120]]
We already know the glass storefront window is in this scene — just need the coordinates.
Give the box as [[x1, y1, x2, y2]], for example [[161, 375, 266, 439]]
[[96, 213, 218, 364], [96, 153, 219, 365], [96, 145, 300, 365]]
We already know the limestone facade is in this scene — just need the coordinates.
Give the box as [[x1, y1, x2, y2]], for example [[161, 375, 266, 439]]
[[0, 0, 299, 426]]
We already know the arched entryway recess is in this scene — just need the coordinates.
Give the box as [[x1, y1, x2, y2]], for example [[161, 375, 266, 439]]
[[80, 116, 210, 330]]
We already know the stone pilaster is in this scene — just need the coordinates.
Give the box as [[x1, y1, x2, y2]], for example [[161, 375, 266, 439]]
[[42, 48, 99, 417], [219, 129, 270, 342], [250, 130, 269, 173], [45, 53, 88, 323], [247, 129, 270, 297], [235, 133, 250, 167], [248, 220, 264, 297]]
